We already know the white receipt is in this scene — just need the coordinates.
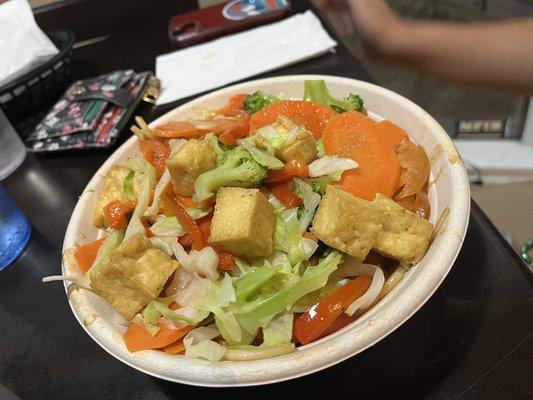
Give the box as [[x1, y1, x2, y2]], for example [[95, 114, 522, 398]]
[[155, 10, 337, 105]]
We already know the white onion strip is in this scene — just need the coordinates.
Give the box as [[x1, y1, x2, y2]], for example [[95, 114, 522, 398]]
[[345, 266, 385, 316]]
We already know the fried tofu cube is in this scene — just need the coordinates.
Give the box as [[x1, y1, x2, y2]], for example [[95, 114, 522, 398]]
[[89, 234, 178, 320], [372, 194, 433, 265], [166, 138, 217, 197], [209, 187, 275, 259], [93, 165, 139, 228], [312, 186, 385, 260], [254, 116, 317, 164]]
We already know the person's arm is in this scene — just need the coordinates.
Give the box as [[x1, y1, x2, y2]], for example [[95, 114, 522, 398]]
[[317, 0, 533, 94]]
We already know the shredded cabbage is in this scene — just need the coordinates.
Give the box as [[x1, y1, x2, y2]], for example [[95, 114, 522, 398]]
[[233, 263, 282, 302], [235, 250, 344, 334], [262, 312, 293, 347], [143, 300, 208, 326], [122, 169, 135, 200], [91, 230, 125, 269], [236, 139, 284, 170], [144, 169, 170, 218], [282, 208, 306, 265], [183, 325, 226, 361], [125, 158, 156, 239], [316, 138, 325, 158], [293, 178, 321, 232], [149, 216, 185, 237], [308, 156, 358, 178], [171, 242, 220, 281]]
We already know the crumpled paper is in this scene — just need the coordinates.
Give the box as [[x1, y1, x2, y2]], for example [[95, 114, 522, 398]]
[[155, 10, 337, 105], [0, 0, 59, 86]]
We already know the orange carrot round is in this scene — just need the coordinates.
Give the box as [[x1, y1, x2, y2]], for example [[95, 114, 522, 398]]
[[74, 238, 105, 273], [250, 100, 336, 139], [323, 112, 401, 200]]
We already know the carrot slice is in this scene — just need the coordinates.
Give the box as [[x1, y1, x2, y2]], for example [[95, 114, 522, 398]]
[[153, 121, 203, 139], [372, 120, 407, 149], [75, 238, 105, 273], [162, 338, 186, 355], [323, 112, 401, 200], [217, 251, 235, 271], [123, 322, 194, 352], [293, 276, 372, 345], [250, 100, 336, 139]]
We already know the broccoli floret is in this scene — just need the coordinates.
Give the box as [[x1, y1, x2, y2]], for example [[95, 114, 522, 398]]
[[193, 146, 267, 202], [243, 91, 280, 114], [303, 80, 365, 113]]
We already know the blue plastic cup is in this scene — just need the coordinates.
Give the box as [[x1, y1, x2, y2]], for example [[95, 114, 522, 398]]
[[0, 185, 31, 271]]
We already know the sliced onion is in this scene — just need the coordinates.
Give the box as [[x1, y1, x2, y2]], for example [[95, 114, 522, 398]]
[[345, 266, 385, 316], [145, 169, 171, 218], [223, 344, 295, 361], [332, 256, 378, 279], [308, 156, 358, 177]]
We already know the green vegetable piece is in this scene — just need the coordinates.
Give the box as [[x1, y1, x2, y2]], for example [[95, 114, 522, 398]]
[[193, 146, 267, 202], [123, 169, 135, 200], [233, 263, 282, 302], [303, 80, 365, 113], [235, 251, 345, 334], [243, 91, 280, 114]]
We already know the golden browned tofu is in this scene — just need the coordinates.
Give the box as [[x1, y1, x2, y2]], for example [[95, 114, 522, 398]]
[[89, 234, 178, 320], [312, 186, 385, 260], [166, 138, 217, 197], [209, 187, 275, 259], [92, 165, 139, 228], [254, 116, 317, 163], [372, 194, 433, 265]]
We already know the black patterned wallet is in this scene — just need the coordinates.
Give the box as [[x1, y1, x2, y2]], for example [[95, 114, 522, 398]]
[[26, 70, 160, 152]]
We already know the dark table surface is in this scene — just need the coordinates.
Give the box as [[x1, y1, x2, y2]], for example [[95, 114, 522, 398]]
[[2, 1, 533, 399]]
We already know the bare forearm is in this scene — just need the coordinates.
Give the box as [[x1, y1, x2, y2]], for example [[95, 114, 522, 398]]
[[378, 18, 533, 93]]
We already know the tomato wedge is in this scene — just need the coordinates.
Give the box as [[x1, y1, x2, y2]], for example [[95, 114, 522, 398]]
[[293, 276, 372, 345]]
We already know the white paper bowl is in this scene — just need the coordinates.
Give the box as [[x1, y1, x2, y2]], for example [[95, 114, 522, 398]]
[[62, 75, 470, 387]]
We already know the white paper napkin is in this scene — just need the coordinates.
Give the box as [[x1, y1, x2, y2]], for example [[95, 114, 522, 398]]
[[0, 0, 59, 86], [155, 10, 337, 105]]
